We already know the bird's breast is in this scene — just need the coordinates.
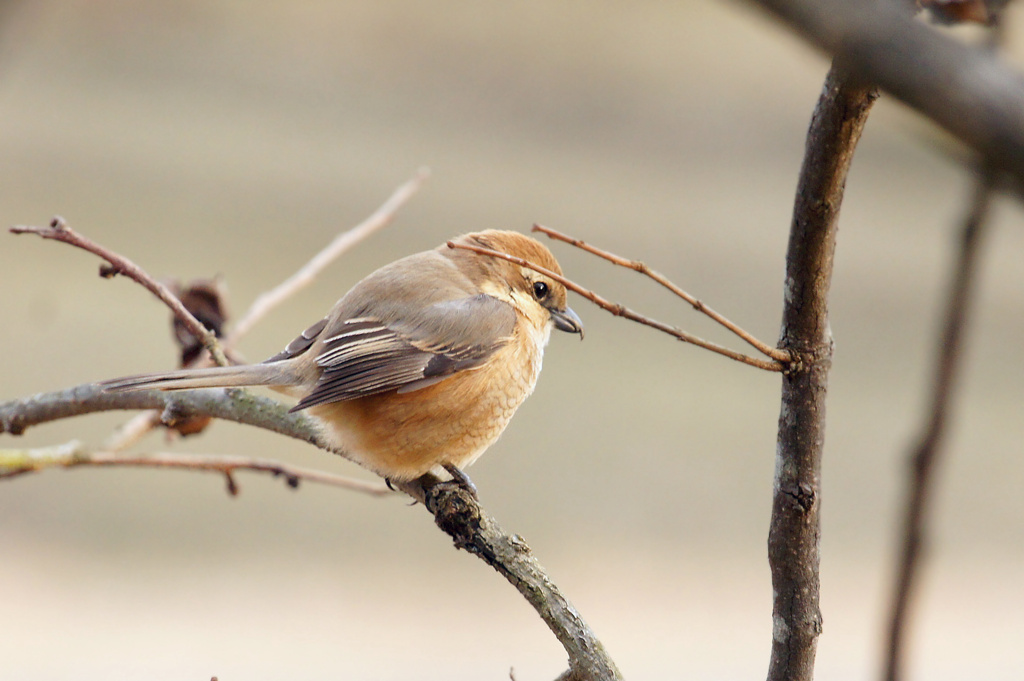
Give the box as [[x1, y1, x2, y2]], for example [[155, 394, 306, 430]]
[[309, 320, 549, 481]]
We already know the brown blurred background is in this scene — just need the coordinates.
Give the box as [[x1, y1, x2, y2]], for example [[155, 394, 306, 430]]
[[2, 1, 1023, 679]]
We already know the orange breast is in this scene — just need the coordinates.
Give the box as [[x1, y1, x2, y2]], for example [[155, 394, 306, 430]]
[[308, 325, 544, 481]]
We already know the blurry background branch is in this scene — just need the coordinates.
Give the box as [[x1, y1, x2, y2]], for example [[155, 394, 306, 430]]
[[747, 0, 1024, 191], [883, 165, 995, 681], [225, 167, 431, 345]]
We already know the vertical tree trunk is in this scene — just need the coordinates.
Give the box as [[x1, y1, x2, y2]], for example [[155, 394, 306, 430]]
[[768, 65, 877, 681]]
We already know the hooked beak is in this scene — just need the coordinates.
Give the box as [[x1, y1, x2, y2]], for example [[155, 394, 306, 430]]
[[550, 306, 584, 339]]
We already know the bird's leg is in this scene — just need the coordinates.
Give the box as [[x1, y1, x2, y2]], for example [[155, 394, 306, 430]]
[[442, 463, 479, 498]]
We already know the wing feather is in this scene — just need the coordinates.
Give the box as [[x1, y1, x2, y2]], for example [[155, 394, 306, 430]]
[[289, 293, 515, 411]]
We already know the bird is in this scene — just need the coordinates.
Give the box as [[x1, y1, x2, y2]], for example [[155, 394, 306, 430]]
[[101, 230, 583, 491]]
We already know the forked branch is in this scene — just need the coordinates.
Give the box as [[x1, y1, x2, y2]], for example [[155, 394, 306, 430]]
[[533, 224, 791, 363], [448, 241, 786, 372]]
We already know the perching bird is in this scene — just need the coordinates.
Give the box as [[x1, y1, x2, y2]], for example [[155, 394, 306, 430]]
[[101, 230, 583, 489]]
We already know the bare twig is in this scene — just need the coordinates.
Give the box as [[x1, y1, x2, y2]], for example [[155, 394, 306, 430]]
[[882, 167, 994, 681], [768, 66, 877, 681], [448, 241, 785, 372], [532, 224, 792, 362], [0, 440, 391, 496], [226, 167, 430, 345], [9, 217, 231, 367], [103, 410, 163, 451]]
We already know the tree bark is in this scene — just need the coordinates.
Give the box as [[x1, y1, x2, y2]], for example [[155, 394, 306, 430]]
[[768, 65, 877, 681]]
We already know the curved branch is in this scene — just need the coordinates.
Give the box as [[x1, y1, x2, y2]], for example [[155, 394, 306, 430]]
[[0, 383, 323, 443]]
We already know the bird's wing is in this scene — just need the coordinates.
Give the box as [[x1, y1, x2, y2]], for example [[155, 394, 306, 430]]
[[286, 293, 515, 411]]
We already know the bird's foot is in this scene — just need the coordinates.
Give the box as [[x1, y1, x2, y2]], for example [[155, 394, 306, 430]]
[[442, 463, 479, 499]]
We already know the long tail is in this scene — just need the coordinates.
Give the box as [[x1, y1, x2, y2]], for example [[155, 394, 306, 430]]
[[99, 363, 295, 393]]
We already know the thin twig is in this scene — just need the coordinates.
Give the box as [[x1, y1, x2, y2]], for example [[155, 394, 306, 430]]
[[9, 217, 230, 367], [226, 167, 430, 345], [532, 224, 792, 363], [0, 440, 391, 496], [103, 410, 163, 452], [768, 66, 877, 681], [448, 241, 784, 372], [882, 166, 994, 681]]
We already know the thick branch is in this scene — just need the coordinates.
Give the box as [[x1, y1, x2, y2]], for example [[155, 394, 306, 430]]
[[768, 66, 877, 681], [0, 383, 324, 443], [882, 168, 994, 681], [745, 0, 1024, 189]]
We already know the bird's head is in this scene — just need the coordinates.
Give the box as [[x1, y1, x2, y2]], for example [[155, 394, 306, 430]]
[[449, 230, 584, 338]]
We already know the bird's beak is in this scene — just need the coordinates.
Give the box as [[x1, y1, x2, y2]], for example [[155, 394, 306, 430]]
[[550, 306, 584, 339]]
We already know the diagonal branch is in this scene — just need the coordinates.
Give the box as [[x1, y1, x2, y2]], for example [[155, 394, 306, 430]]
[[10, 217, 231, 367], [768, 65, 878, 681], [532, 223, 791, 362], [398, 477, 623, 681], [882, 166, 994, 681], [226, 167, 430, 345], [448, 241, 785, 372]]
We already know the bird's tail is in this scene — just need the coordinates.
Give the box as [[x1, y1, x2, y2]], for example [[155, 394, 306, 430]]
[[99, 363, 295, 393]]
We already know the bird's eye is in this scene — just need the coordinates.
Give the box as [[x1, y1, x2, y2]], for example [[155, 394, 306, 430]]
[[532, 281, 550, 299]]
